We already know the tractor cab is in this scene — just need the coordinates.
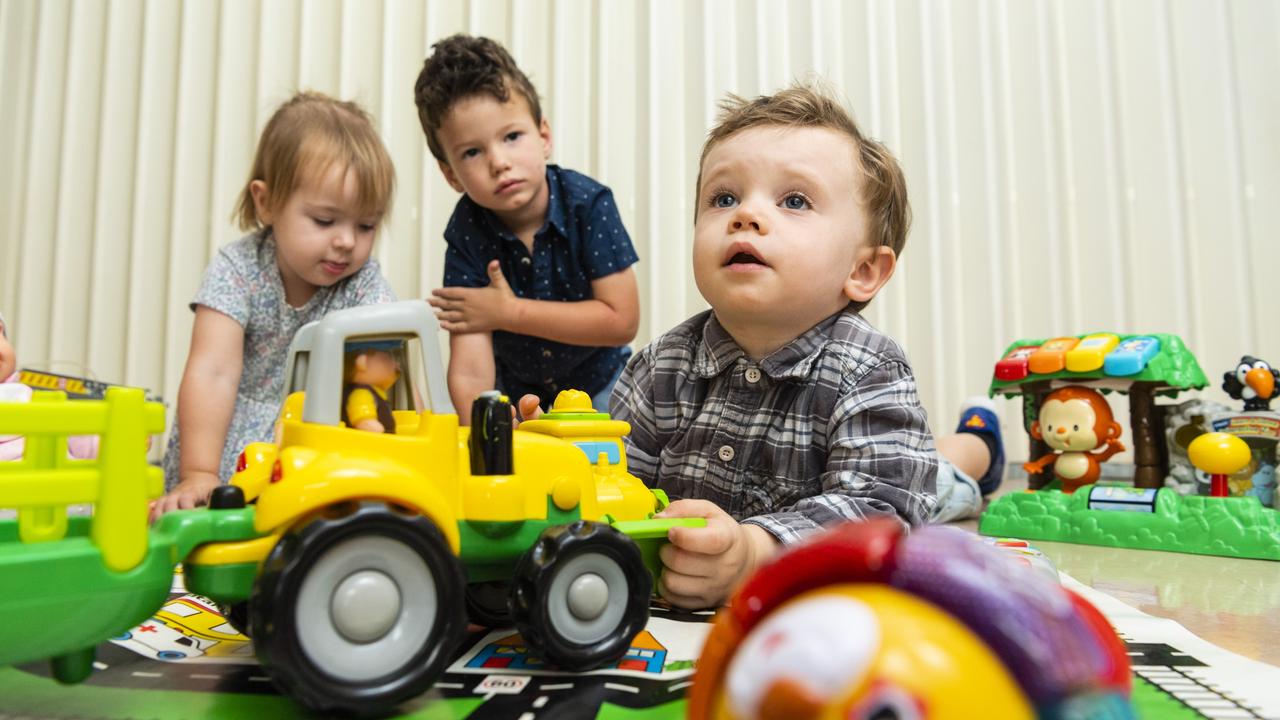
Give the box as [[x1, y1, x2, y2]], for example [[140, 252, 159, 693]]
[[279, 300, 454, 434], [234, 301, 462, 503]]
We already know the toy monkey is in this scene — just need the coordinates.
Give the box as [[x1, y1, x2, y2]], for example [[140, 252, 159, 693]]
[[1022, 386, 1124, 494], [342, 344, 401, 434]]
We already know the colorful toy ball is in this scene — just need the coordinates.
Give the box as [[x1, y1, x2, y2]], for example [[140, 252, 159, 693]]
[[688, 520, 1133, 720]]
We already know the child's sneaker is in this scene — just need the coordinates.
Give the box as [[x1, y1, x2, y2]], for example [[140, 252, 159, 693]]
[[956, 396, 1005, 495]]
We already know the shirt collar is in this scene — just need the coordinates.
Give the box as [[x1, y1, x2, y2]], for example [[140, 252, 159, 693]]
[[693, 307, 850, 381], [480, 165, 569, 242]]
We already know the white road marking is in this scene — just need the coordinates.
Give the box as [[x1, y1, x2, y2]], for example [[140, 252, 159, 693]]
[[532, 696, 549, 708], [540, 683, 574, 691], [131, 671, 163, 678], [604, 682, 639, 694]]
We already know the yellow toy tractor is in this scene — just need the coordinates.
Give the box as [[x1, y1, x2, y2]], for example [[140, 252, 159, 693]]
[[180, 300, 700, 713]]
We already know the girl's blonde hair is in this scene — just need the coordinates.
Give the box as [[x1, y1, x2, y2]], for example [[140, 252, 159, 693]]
[[234, 91, 395, 231]]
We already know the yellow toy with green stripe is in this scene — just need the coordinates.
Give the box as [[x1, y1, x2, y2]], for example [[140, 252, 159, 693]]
[[0, 300, 700, 717]]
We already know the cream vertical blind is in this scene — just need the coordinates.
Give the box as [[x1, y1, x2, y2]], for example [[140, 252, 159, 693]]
[[2, 0, 1277, 455]]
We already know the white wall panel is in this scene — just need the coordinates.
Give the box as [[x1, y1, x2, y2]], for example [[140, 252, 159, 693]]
[[15, 0, 71, 369], [0, 0, 38, 333], [49, 0, 106, 372], [125, 0, 181, 394], [2, 0, 1278, 460], [88, 0, 144, 383]]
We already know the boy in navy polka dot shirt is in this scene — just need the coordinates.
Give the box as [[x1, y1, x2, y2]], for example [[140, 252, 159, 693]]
[[415, 34, 640, 420]]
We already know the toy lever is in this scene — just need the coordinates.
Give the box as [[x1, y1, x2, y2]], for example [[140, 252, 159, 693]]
[[1187, 432, 1251, 498]]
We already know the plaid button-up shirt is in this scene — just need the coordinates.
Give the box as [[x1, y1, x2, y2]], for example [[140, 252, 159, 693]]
[[610, 308, 938, 543]]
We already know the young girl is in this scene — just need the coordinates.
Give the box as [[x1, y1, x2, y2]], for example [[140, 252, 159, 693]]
[[151, 92, 397, 519]]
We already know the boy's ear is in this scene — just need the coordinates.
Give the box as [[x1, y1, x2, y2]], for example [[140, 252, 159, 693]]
[[249, 179, 273, 225], [437, 159, 465, 194], [539, 116, 553, 159], [843, 245, 897, 304]]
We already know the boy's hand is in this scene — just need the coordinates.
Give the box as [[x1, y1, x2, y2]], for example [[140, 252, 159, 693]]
[[655, 499, 778, 609], [516, 394, 543, 423], [430, 260, 517, 333], [149, 472, 220, 523]]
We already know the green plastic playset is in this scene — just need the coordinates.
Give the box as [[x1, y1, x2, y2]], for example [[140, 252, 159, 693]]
[[979, 333, 1280, 561]]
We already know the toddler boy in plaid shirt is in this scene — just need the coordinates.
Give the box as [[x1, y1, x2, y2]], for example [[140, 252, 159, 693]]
[[518, 84, 1002, 608]]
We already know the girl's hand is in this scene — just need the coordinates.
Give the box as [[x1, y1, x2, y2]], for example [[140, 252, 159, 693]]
[[149, 472, 221, 523], [429, 260, 517, 333], [655, 499, 778, 609]]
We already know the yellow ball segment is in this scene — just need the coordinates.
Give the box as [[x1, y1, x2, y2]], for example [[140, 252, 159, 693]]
[[1187, 432, 1251, 475]]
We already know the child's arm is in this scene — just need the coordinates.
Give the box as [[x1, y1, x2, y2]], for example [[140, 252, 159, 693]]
[[447, 331, 496, 424], [604, 343, 663, 482], [655, 499, 779, 609], [611, 342, 776, 609], [431, 262, 639, 347], [745, 359, 938, 544], [150, 307, 244, 519]]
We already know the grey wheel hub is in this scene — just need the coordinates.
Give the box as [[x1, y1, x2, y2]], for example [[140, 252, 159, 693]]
[[295, 535, 438, 681], [331, 570, 401, 643], [567, 572, 609, 620], [546, 553, 628, 645]]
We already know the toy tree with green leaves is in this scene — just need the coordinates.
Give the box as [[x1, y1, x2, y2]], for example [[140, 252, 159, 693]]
[[988, 333, 1207, 489]]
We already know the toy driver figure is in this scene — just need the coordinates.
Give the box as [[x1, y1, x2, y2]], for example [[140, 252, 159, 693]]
[[342, 341, 402, 434]]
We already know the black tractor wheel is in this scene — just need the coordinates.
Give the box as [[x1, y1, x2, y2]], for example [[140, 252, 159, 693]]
[[465, 581, 513, 628], [511, 520, 650, 670], [250, 502, 466, 716], [218, 601, 252, 639]]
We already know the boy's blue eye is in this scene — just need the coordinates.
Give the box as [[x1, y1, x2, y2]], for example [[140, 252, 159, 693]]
[[782, 194, 810, 210], [505, 131, 522, 142], [712, 193, 737, 208], [462, 148, 480, 159], [313, 217, 334, 227], [359, 223, 376, 233]]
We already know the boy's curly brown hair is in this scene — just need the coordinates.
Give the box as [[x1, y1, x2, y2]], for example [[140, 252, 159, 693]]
[[414, 34, 542, 163]]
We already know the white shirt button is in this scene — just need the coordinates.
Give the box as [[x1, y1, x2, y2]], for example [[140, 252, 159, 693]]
[[521, 256, 532, 266], [744, 367, 762, 384], [717, 445, 735, 462]]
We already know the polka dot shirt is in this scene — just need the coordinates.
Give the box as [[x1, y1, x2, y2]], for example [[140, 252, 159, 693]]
[[442, 165, 639, 408]]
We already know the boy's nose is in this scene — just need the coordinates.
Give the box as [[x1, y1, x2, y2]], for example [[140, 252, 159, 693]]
[[490, 150, 511, 174], [729, 206, 768, 234]]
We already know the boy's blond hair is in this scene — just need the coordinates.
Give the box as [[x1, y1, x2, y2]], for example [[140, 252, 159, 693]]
[[696, 83, 911, 262], [234, 91, 395, 231]]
